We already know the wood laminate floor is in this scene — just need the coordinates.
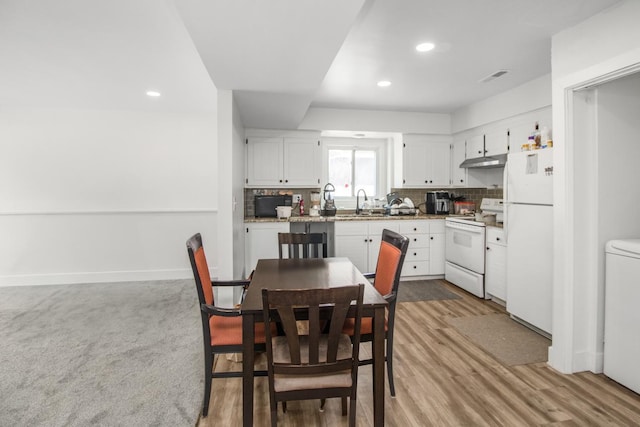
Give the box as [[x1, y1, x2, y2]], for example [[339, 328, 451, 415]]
[[197, 282, 640, 426]]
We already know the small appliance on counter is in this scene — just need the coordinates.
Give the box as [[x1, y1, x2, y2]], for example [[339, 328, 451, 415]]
[[255, 195, 292, 218], [321, 183, 337, 216], [310, 191, 321, 217], [426, 191, 451, 215]]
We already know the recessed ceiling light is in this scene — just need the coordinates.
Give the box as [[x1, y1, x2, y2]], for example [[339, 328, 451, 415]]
[[146, 90, 161, 97], [377, 80, 391, 88], [416, 42, 435, 52]]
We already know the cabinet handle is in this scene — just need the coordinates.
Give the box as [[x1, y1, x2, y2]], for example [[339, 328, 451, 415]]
[[486, 247, 490, 250], [496, 237, 500, 241], [424, 180, 428, 183], [460, 179, 464, 183], [413, 238, 417, 242], [413, 227, 417, 231], [285, 179, 288, 183], [279, 179, 283, 183], [413, 252, 417, 256], [430, 236, 434, 240], [478, 150, 482, 154], [369, 239, 373, 242], [364, 239, 368, 243], [413, 265, 417, 269]]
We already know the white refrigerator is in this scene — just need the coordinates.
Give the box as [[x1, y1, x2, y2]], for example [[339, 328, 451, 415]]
[[505, 148, 553, 335]]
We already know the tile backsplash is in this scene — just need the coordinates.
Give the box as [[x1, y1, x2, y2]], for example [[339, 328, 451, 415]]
[[245, 187, 503, 217], [390, 187, 503, 213]]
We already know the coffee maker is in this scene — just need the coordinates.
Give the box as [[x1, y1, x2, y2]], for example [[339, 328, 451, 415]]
[[426, 191, 451, 215]]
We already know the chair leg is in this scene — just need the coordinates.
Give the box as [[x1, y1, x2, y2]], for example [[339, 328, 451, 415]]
[[269, 398, 278, 427], [320, 398, 326, 411], [282, 401, 287, 413], [202, 351, 213, 416], [341, 397, 347, 416], [387, 333, 396, 397], [349, 397, 356, 427]]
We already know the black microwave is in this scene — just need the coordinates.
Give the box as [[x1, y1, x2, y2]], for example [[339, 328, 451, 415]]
[[254, 195, 293, 218]]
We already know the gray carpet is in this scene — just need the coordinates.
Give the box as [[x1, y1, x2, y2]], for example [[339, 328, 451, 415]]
[[447, 313, 551, 365], [397, 279, 463, 302], [0, 280, 202, 427]]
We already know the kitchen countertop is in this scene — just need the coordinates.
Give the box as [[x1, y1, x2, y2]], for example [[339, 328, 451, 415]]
[[245, 213, 449, 223]]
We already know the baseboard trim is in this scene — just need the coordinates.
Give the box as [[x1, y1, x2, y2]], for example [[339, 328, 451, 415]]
[[0, 267, 218, 287]]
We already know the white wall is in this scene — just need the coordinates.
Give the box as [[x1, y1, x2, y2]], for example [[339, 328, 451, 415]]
[[452, 74, 551, 134], [0, 107, 218, 286], [299, 107, 451, 135], [550, 0, 640, 374]]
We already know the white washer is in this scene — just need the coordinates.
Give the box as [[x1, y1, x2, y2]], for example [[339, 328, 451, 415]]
[[604, 239, 640, 394]]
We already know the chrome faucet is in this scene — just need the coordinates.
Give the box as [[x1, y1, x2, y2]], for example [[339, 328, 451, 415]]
[[355, 189, 368, 215]]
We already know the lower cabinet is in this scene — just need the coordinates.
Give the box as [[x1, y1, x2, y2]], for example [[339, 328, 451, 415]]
[[428, 221, 446, 275], [334, 221, 399, 275], [399, 221, 430, 276], [335, 219, 445, 278], [244, 222, 289, 275], [485, 226, 507, 302]]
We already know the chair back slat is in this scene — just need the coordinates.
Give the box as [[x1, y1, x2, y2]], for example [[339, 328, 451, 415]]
[[262, 285, 364, 376], [278, 232, 328, 259]]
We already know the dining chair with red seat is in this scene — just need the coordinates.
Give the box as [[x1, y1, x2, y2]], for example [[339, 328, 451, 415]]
[[342, 228, 409, 397], [186, 232, 272, 417]]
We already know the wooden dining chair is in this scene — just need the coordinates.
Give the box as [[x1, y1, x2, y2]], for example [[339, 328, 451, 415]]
[[278, 232, 328, 259], [261, 284, 364, 427], [342, 228, 409, 397], [186, 233, 271, 417]]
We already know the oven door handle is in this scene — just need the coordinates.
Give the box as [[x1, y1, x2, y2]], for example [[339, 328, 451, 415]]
[[445, 222, 484, 234]]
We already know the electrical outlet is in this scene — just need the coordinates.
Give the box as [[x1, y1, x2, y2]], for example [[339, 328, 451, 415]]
[[293, 194, 302, 203]]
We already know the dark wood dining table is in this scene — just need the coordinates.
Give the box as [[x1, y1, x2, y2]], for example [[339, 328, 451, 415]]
[[241, 257, 388, 427]]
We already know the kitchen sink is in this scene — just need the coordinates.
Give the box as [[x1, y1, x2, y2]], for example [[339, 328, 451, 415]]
[[337, 213, 388, 218]]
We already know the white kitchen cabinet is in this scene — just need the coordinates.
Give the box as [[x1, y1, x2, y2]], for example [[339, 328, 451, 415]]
[[428, 220, 446, 275], [466, 134, 485, 160], [399, 221, 429, 277], [402, 135, 451, 187], [246, 137, 320, 187], [484, 129, 509, 157], [485, 226, 507, 302], [451, 137, 467, 186], [244, 222, 289, 275], [335, 221, 399, 274]]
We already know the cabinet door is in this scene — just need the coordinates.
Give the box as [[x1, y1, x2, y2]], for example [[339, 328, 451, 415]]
[[484, 129, 509, 156], [428, 141, 451, 186], [247, 138, 283, 186], [428, 233, 445, 275], [283, 138, 320, 186], [245, 222, 289, 274], [335, 234, 368, 274], [451, 138, 467, 186], [402, 138, 429, 186], [485, 243, 507, 301], [466, 134, 485, 159]]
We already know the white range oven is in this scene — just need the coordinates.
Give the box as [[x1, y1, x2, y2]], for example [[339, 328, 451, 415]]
[[444, 198, 503, 298]]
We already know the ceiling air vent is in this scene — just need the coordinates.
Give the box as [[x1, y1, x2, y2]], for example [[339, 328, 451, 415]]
[[479, 69, 509, 83]]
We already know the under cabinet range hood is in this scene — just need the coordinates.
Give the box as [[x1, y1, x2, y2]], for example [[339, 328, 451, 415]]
[[460, 153, 507, 169]]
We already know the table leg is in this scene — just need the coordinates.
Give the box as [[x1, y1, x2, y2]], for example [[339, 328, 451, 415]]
[[242, 313, 255, 427], [373, 306, 385, 426]]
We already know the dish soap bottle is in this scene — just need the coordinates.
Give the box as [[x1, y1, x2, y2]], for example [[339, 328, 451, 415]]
[[299, 198, 304, 216]]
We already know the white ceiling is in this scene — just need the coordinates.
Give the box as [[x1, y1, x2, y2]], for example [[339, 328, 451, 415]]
[[0, 0, 622, 129]]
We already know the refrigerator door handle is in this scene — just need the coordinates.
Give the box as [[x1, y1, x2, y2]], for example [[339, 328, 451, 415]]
[[503, 161, 508, 242]]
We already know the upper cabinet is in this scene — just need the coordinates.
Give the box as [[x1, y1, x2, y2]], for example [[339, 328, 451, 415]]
[[484, 130, 509, 157], [451, 137, 467, 186], [466, 134, 485, 160], [465, 131, 509, 160], [246, 137, 321, 187], [402, 135, 451, 187]]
